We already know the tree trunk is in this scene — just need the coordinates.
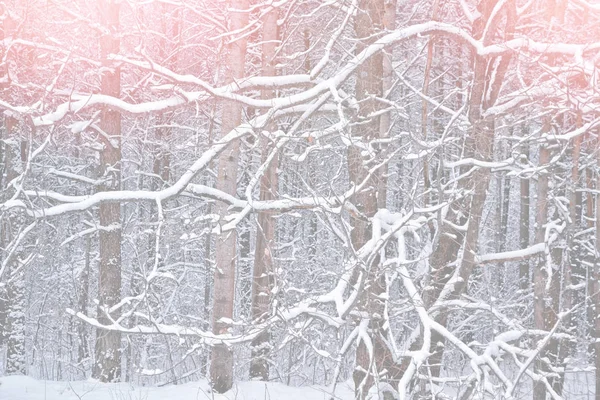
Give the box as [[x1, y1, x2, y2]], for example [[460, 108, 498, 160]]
[[210, 0, 249, 393], [351, 1, 399, 398], [0, 12, 26, 375], [78, 235, 91, 365], [93, 0, 122, 383], [378, 0, 396, 210], [2, 117, 27, 375], [415, 0, 515, 387], [552, 114, 585, 395], [249, 6, 279, 381], [533, 137, 550, 400], [202, 201, 213, 377], [594, 135, 600, 400], [421, 0, 440, 210], [519, 137, 530, 291]]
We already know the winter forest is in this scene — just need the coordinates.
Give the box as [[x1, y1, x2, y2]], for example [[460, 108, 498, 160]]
[[1, 0, 600, 399]]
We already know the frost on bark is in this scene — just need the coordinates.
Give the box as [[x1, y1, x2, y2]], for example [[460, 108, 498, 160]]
[[210, 0, 249, 393], [249, 7, 279, 381], [92, 0, 122, 383]]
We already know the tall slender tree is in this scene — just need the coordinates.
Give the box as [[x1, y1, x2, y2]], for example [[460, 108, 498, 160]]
[[415, 1, 516, 385], [1, 7, 26, 376], [349, 1, 400, 398], [420, 0, 439, 210], [210, 0, 249, 393], [533, 123, 551, 400], [519, 129, 530, 291], [594, 134, 600, 400], [249, 7, 279, 381], [2, 117, 27, 376], [93, 0, 123, 383]]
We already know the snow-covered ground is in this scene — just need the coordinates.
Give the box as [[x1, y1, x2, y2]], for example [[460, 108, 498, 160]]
[[2, 373, 596, 399], [0, 375, 354, 400]]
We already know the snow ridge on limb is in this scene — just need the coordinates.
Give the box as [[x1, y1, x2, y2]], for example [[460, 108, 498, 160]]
[[4, 22, 597, 127]]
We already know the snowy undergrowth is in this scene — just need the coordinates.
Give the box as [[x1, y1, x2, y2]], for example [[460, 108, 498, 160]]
[[0, 376, 354, 400]]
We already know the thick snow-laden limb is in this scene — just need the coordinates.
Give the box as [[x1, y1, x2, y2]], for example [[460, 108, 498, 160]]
[[430, 298, 574, 342], [113, 55, 315, 95], [444, 156, 514, 171], [0, 105, 338, 218], [60, 223, 120, 247], [541, 117, 600, 142], [573, 0, 600, 12], [69, 293, 346, 346], [46, 168, 106, 186], [395, 263, 521, 399], [377, 213, 574, 398], [429, 215, 563, 310], [1, 122, 249, 216], [475, 242, 546, 264], [22, 163, 396, 227], [4, 21, 598, 127], [2, 0, 599, 394], [69, 208, 431, 378]]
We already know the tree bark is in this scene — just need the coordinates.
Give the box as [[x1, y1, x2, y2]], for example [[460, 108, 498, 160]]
[[378, 0, 396, 210], [249, 6, 279, 381], [421, 0, 439, 210], [93, 0, 122, 383], [78, 235, 91, 365], [594, 134, 600, 400], [2, 118, 27, 375], [1, 12, 26, 376], [210, 0, 249, 393], [416, 0, 515, 385], [533, 135, 550, 400], [519, 136, 530, 291], [351, 1, 398, 398], [552, 113, 585, 395]]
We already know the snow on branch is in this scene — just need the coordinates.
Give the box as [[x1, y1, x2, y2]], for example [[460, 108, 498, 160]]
[[476, 242, 546, 264]]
